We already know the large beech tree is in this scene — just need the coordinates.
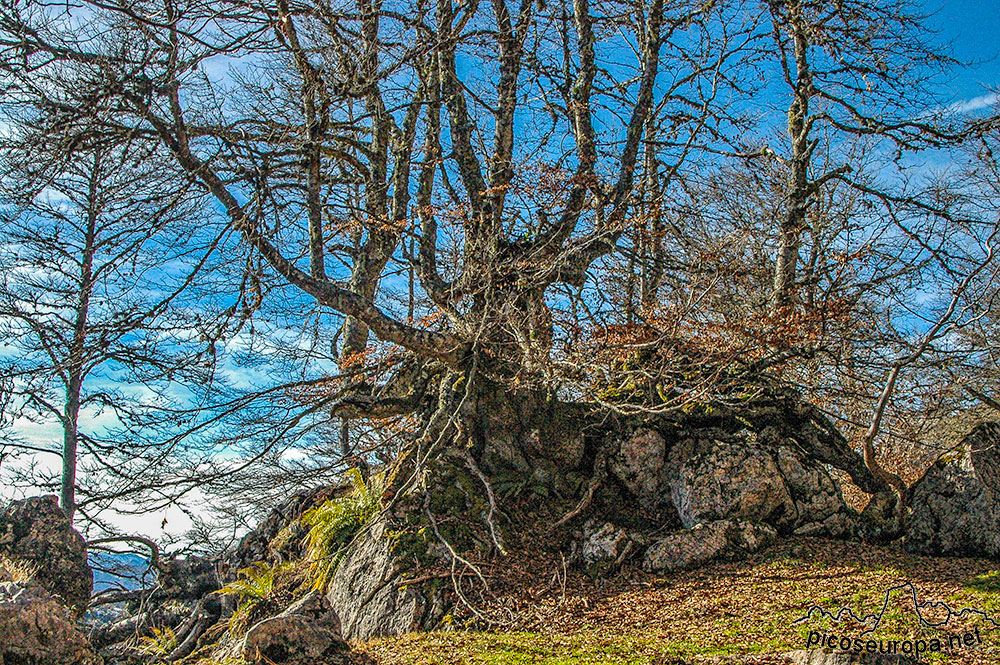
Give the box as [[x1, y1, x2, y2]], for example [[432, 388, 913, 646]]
[[1, 0, 994, 536]]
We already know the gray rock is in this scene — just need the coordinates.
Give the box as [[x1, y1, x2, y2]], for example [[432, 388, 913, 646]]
[[0, 581, 102, 665], [580, 519, 631, 565], [0, 495, 93, 617], [665, 431, 851, 537], [158, 555, 220, 600], [284, 590, 342, 632], [906, 423, 1000, 558], [643, 519, 776, 572], [609, 428, 667, 511], [243, 590, 372, 665], [243, 615, 349, 665], [968, 421, 1000, 494], [785, 650, 917, 664], [325, 516, 427, 641]]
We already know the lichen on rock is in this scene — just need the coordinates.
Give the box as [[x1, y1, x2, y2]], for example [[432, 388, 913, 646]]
[[0, 495, 93, 618]]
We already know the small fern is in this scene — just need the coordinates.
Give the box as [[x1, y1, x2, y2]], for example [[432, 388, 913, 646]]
[[216, 560, 297, 633], [135, 626, 178, 656], [216, 561, 280, 601], [302, 468, 382, 591]]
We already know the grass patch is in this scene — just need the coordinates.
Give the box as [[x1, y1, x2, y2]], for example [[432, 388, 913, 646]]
[[965, 571, 1000, 594]]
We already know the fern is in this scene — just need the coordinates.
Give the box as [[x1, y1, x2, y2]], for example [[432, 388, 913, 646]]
[[302, 468, 382, 591], [216, 561, 281, 601], [135, 626, 178, 656]]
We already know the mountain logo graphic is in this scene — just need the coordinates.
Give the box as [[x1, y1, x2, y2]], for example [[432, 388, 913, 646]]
[[793, 581, 1000, 638]]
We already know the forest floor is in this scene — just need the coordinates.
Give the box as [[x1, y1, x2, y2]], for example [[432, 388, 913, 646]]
[[357, 537, 1000, 665]]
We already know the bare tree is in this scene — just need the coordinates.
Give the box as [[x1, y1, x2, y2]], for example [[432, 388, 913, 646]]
[[0, 0, 993, 551], [0, 130, 214, 520]]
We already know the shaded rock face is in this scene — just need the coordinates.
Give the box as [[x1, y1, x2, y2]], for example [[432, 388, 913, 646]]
[[159, 555, 220, 600], [609, 428, 667, 512], [968, 421, 1000, 494], [0, 580, 102, 665], [243, 590, 372, 665], [0, 495, 92, 617], [666, 431, 851, 537], [906, 422, 1000, 558], [643, 519, 776, 573]]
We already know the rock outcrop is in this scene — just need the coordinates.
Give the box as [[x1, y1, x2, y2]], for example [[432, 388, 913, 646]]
[[906, 422, 1000, 558], [609, 428, 667, 512], [326, 516, 432, 641], [0, 580, 102, 665], [158, 555, 221, 600], [664, 430, 852, 537], [0, 495, 92, 617]]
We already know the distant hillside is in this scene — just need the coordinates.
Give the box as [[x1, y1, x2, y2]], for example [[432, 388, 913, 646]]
[[88, 551, 152, 593]]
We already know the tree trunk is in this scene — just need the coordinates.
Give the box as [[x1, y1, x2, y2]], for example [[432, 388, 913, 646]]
[[60, 154, 100, 520]]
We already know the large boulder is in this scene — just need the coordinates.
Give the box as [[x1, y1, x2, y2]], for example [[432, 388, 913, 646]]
[[326, 516, 431, 641], [243, 590, 372, 665], [906, 422, 1000, 558], [643, 519, 776, 573], [665, 430, 853, 537], [0, 495, 92, 617], [0, 580, 102, 665], [968, 421, 1000, 494]]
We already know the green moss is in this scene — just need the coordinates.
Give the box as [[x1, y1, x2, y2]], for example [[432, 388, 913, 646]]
[[965, 570, 1000, 593]]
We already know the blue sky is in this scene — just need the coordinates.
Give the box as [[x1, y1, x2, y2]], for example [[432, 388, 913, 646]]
[[929, 0, 1000, 99]]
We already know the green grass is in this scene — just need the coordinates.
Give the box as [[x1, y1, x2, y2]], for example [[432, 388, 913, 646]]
[[964, 571, 1000, 594]]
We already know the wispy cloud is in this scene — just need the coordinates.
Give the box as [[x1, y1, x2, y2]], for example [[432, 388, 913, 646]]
[[945, 92, 999, 115]]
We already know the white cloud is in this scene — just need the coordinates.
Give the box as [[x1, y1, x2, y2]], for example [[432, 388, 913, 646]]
[[945, 92, 999, 116]]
